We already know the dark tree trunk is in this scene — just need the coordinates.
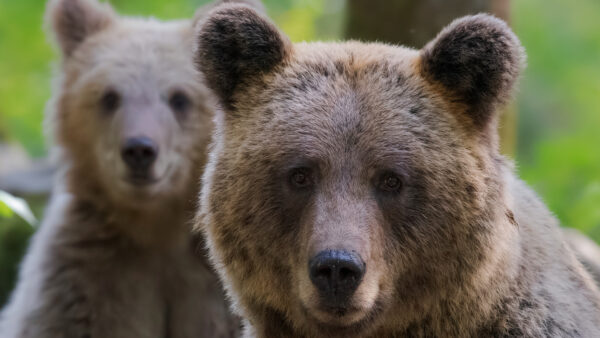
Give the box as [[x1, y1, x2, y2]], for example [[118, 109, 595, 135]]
[[345, 0, 490, 48]]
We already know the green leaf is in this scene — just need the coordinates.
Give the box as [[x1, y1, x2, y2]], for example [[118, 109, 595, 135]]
[[0, 191, 37, 226], [0, 198, 14, 218]]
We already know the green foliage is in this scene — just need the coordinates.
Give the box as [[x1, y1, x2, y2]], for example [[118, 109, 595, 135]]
[[0, 190, 38, 225], [513, 0, 600, 241], [0, 217, 35, 305], [0, 195, 42, 305], [0, 0, 53, 156], [0, 199, 12, 218]]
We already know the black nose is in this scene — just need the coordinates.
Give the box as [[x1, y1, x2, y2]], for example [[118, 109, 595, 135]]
[[121, 137, 158, 172], [309, 250, 365, 306]]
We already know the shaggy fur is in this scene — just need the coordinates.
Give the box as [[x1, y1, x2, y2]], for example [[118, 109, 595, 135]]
[[564, 228, 600, 284], [195, 5, 600, 337], [0, 0, 263, 336]]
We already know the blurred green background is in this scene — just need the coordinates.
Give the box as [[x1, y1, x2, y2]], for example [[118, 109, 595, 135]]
[[0, 0, 599, 305]]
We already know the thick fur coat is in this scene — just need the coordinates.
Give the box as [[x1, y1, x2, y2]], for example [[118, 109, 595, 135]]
[[0, 0, 265, 336], [195, 4, 600, 337]]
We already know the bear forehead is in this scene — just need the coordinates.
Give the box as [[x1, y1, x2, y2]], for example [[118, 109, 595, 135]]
[[263, 42, 446, 124], [291, 41, 420, 72], [62, 20, 200, 95], [236, 42, 458, 159], [69, 19, 194, 73]]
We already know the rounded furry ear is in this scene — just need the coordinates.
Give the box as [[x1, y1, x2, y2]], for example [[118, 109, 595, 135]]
[[46, 0, 115, 57], [420, 14, 525, 128], [194, 4, 290, 110]]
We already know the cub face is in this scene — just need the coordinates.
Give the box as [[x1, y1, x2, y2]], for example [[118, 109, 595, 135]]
[[48, 0, 214, 207], [196, 4, 523, 336]]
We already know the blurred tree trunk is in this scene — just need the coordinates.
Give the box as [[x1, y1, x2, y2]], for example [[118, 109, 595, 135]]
[[345, 0, 516, 156]]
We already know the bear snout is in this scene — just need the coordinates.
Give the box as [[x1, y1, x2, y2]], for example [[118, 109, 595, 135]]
[[308, 250, 366, 309], [121, 136, 158, 178]]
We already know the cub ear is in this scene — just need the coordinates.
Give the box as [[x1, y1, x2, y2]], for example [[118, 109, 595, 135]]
[[194, 4, 290, 110], [46, 0, 115, 57], [420, 14, 525, 129]]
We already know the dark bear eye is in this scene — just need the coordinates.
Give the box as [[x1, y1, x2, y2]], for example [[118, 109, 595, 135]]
[[100, 89, 120, 113], [289, 168, 313, 189], [169, 91, 191, 113], [377, 172, 403, 193]]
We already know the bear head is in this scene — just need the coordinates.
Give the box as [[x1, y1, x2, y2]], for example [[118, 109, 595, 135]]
[[46, 0, 215, 209], [195, 4, 524, 336]]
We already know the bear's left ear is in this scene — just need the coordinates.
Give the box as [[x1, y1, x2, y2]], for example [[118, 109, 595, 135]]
[[46, 0, 115, 58], [420, 14, 525, 129], [194, 4, 290, 111]]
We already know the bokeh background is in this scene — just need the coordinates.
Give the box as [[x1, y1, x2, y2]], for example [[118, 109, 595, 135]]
[[1, 0, 599, 305]]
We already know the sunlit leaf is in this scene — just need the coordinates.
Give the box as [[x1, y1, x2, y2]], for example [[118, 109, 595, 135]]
[[0, 191, 37, 226], [0, 199, 14, 218]]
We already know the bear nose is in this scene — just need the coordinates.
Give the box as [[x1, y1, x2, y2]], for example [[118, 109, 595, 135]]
[[121, 137, 158, 172], [309, 250, 365, 306]]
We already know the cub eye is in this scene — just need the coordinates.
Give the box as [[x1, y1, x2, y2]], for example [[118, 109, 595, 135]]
[[289, 168, 314, 189], [377, 172, 403, 193], [169, 91, 191, 113], [100, 89, 120, 113]]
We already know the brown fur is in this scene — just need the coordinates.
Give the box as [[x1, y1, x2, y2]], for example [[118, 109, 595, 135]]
[[0, 0, 265, 336], [195, 5, 600, 338]]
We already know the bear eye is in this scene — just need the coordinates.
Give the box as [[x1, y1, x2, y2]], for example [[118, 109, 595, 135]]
[[100, 89, 120, 113], [377, 172, 403, 193], [169, 91, 191, 114], [289, 168, 314, 189]]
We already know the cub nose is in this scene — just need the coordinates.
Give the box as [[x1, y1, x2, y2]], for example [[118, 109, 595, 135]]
[[309, 250, 365, 305], [121, 137, 158, 172]]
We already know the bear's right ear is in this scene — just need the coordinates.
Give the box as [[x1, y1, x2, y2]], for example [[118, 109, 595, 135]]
[[194, 4, 290, 110], [420, 14, 525, 131], [46, 0, 115, 57]]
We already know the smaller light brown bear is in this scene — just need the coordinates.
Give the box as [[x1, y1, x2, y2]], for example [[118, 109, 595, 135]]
[[194, 4, 600, 337], [0, 0, 265, 337]]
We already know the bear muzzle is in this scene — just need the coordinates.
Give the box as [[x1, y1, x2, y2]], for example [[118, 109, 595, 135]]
[[308, 249, 366, 312], [121, 136, 159, 184]]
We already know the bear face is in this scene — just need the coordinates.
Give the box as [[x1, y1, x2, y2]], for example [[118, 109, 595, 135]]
[[196, 5, 527, 337], [47, 0, 214, 209]]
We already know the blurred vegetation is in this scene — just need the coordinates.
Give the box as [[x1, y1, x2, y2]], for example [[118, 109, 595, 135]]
[[513, 0, 600, 240], [0, 0, 598, 304], [0, 193, 41, 305]]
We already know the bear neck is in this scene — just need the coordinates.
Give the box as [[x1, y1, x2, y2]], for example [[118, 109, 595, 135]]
[[57, 159, 197, 251]]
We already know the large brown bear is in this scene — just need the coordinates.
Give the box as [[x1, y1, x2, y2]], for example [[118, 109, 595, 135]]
[[0, 0, 264, 337], [194, 4, 600, 337]]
